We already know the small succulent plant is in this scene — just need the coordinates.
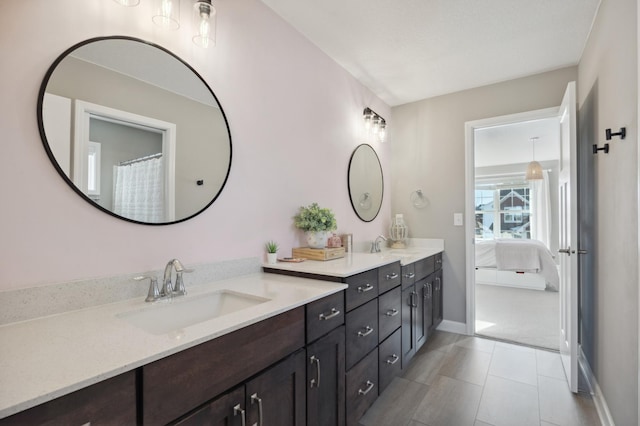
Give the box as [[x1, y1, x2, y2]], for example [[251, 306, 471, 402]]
[[265, 240, 279, 253]]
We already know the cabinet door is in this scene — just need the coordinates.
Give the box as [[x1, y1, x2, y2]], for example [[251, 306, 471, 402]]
[[415, 277, 429, 351], [307, 326, 346, 426], [345, 348, 378, 426], [401, 285, 417, 367], [174, 386, 246, 426], [245, 350, 306, 426], [433, 269, 443, 329]]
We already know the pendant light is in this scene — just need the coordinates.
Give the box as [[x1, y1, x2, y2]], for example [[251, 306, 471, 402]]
[[192, 0, 216, 48], [526, 136, 543, 180], [153, 0, 180, 30]]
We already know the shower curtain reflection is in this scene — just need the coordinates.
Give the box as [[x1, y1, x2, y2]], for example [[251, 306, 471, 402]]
[[113, 156, 165, 222]]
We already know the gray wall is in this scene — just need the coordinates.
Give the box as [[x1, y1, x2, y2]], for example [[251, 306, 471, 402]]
[[391, 66, 577, 324], [578, 0, 638, 423]]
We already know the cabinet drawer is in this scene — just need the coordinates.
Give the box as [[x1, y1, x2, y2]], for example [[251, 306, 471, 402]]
[[415, 256, 435, 281], [378, 286, 401, 343], [378, 262, 401, 294], [142, 307, 305, 425], [345, 270, 378, 312], [306, 291, 345, 343], [346, 348, 378, 426], [378, 328, 402, 394], [345, 299, 378, 370], [434, 252, 443, 270], [173, 386, 245, 426], [401, 263, 416, 289], [0, 371, 136, 426]]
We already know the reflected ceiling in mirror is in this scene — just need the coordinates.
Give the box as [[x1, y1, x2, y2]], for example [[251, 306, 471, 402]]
[[38, 36, 232, 225], [348, 144, 383, 222]]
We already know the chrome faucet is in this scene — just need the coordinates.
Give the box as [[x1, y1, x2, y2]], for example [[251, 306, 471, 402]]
[[370, 235, 387, 253], [162, 258, 192, 297], [134, 259, 194, 303]]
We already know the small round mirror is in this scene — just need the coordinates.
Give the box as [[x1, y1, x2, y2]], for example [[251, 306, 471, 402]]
[[38, 36, 232, 225], [348, 144, 383, 222]]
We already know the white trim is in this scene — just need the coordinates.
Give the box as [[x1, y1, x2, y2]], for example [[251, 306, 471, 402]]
[[464, 107, 560, 336], [74, 100, 176, 221], [579, 346, 615, 426], [436, 319, 468, 335]]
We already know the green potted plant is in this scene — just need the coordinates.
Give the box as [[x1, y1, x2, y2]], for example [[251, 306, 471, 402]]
[[265, 240, 279, 264], [293, 203, 337, 249]]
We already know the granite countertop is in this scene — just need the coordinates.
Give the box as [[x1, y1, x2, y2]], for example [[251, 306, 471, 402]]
[[0, 273, 347, 419], [263, 243, 444, 278]]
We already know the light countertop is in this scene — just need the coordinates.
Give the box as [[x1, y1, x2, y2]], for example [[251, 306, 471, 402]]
[[263, 246, 444, 278], [0, 273, 346, 419]]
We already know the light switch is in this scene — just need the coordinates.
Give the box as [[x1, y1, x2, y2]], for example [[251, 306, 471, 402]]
[[454, 213, 463, 226]]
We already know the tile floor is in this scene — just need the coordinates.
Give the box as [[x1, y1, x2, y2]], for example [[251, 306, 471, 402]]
[[359, 331, 601, 426]]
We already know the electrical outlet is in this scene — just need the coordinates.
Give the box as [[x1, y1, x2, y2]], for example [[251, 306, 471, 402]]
[[454, 213, 463, 226]]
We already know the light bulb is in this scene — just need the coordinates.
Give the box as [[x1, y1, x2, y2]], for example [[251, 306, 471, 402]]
[[193, 1, 216, 48], [153, 0, 180, 30]]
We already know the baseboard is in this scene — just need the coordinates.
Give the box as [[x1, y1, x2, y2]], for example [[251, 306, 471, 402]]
[[579, 346, 615, 426], [436, 320, 467, 335]]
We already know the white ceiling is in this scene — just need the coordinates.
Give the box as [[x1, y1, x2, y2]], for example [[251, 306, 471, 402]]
[[261, 0, 601, 106], [475, 117, 560, 168]]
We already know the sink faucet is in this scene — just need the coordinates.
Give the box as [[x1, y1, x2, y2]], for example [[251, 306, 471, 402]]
[[370, 235, 387, 253], [162, 259, 193, 297]]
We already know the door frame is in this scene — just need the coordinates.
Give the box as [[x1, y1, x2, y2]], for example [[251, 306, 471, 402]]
[[464, 106, 560, 336], [74, 100, 177, 221]]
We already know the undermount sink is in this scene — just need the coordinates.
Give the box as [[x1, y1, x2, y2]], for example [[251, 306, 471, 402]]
[[117, 290, 271, 335]]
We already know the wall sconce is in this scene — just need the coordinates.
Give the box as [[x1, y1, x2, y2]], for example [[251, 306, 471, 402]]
[[153, 0, 181, 30], [192, 0, 216, 48], [363, 107, 387, 143]]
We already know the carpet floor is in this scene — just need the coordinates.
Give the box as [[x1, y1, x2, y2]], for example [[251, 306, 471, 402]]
[[475, 283, 559, 350]]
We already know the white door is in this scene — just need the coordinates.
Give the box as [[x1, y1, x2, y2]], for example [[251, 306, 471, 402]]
[[558, 81, 578, 392]]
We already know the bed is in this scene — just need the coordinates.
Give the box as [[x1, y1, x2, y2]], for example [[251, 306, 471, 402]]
[[475, 239, 559, 291]]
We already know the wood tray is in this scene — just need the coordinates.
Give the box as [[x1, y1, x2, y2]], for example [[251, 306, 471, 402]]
[[292, 247, 345, 261]]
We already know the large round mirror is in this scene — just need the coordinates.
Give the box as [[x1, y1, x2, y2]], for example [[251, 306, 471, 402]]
[[348, 144, 383, 222], [38, 36, 232, 225]]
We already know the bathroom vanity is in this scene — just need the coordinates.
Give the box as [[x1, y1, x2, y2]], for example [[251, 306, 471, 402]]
[[263, 244, 444, 425], [0, 245, 443, 425]]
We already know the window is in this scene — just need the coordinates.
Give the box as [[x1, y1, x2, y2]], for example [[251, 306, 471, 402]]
[[475, 183, 531, 240]]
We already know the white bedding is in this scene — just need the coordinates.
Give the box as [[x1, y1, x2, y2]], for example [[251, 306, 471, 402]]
[[475, 239, 559, 291]]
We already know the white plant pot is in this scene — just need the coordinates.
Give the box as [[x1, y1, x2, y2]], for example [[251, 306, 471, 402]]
[[266, 252, 278, 264], [305, 231, 331, 249]]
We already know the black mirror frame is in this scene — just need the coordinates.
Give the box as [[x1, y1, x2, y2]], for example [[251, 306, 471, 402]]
[[347, 143, 384, 222], [37, 35, 233, 225]]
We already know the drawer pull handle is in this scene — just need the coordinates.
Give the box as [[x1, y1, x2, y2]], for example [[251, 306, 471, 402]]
[[357, 283, 374, 293], [233, 404, 246, 426], [251, 393, 263, 426], [410, 291, 418, 308], [423, 283, 429, 299], [385, 308, 399, 317], [310, 355, 321, 388], [319, 308, 341, 321], [404, 272, 416, 279], [386, 272, 399, 280], [358, 326, 374, 337], [386, 354, 400, 365], [358, 380, 375, 396]]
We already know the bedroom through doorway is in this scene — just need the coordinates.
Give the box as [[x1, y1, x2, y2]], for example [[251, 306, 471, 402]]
[[469, 110, 561, 351]]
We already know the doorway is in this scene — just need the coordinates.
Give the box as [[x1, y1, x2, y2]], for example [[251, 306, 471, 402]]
[[465, 107, 562, 351]]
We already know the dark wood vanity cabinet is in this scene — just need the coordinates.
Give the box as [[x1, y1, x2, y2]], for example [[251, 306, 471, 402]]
[[0, 371, 136, 426], [401, 254, 444, 367], [175, 350, 306, 426], [306, 326, 346, 426], [305, 291, 346, 426], [143, 307, 305, 425]]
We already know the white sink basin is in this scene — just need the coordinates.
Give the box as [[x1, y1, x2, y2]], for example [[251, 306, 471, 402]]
[[117, 290, 270, 335]]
